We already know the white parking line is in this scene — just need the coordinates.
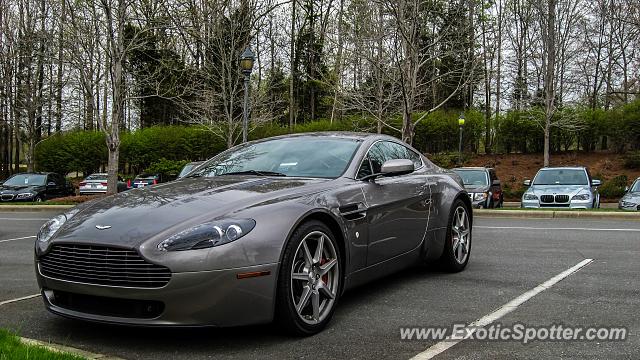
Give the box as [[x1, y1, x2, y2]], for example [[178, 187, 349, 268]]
[[477, 226, 640, 232], [410, 258, 594, 360], [0, 235, 37, 243], [0, 294, 40, 307]]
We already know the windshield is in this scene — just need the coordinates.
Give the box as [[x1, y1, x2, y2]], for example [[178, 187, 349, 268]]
[[85, 174, 107, 181], [631, 180, 640, 192], [533, 169, 588, 186], [179, 165, 196, 178], [3, 174, 47, 186], [193, 137, 362, 179], [453, 170, 488, 186]]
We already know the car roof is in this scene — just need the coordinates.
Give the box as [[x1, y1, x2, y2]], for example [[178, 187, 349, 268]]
[[10, 172, 53, 176], [258, 131, 393, 141], [539, 166, 587, 170]]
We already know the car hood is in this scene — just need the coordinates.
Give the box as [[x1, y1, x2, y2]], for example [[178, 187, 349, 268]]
[[620, 192, 640, 204], [53, 176, 330, 248], [526, 184, 592, 196], [463, 185, 489, 193], [0, 184, 44, 194]]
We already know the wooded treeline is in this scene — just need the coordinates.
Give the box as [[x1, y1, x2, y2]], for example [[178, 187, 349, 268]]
[[1, 0, 639, 190]]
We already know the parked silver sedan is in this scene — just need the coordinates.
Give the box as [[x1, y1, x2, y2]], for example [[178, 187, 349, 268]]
[[619, 177, 640, 211], [79, 173, 127, 194], [521, 167, 601, 209]]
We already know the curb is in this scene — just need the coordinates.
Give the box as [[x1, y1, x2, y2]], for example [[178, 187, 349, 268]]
[[475, 209, 640, 220], [20, 337, 124, 360], [0, 205, 74, 212]]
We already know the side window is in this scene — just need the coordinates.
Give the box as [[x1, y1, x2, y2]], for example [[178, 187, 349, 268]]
[[357, 141, 421, 179], [379, 141, 422, 169], [357, 157, 373, 178], [47, 175, 58, 185]]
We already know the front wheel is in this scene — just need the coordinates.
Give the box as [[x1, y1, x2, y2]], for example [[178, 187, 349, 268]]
[[276, 221, 342, 336], [440, 199, 472, 272]]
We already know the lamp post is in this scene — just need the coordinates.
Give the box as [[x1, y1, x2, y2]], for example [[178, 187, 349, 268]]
[[240, 47, 255, 143], [458, 114, 465, 165]]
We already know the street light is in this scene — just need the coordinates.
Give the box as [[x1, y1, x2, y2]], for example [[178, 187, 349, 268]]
[[458, 113, 465, 165], [240, 47, 255, 143]]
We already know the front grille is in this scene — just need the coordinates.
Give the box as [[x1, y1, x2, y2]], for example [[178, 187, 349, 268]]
[[39, 244, 171, 288], [1, 194, 14, 201], [540, 195, 554, 203], [555, 195, 570, 203], [49, 290, 164, 319]]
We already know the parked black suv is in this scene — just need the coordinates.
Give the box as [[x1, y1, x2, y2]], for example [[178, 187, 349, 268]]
[[0, 172, 75, 202], [452, 167, 503, 208]]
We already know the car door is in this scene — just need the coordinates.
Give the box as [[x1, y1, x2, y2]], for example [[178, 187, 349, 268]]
[[358, 141, 431, 266], [45, 174, 60, 198]]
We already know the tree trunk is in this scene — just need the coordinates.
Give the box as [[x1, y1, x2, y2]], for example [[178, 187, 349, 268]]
[[289, 0, 296, 130], [543, 0, 556, 167]]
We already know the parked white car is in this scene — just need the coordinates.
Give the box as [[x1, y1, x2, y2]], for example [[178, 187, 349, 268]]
[[522, 167, 601, 209]]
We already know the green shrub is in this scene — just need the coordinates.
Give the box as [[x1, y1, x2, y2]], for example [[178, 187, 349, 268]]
[[599, 175, 628, 199], [143, 158, 189, 178]]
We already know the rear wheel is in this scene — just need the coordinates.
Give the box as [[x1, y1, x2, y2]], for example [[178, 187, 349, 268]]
[[440, 199, 472, 272], [34, 196, 43, 203], [276, 221, 342, 336]]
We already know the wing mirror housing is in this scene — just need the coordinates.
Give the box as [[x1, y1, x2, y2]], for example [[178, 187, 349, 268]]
[[591, 179, 601, 187], [381, 159, 415, 176], [523, 179, 531, 186], [624, 186, 629, 192], [492, 179, 501, 186], [361, 159, 414, 182], [47, 182, 56, 187]]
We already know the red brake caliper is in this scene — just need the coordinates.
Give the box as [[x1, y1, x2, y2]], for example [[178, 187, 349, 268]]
[[320, 257, 329, 284]]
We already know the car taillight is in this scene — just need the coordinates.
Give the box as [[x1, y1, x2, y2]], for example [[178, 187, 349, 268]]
[[153, 179, 158, 185], [127, 179, 131, 187], [101, 182, 108, 186], [79, 182, 86, 186]]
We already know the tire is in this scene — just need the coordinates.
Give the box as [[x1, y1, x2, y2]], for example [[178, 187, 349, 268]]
[[440, 199, 472, 272], [276, 220, 342, 336], [34, 196, 43, 203]]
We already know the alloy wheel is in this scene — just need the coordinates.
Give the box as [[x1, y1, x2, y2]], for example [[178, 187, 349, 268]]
[[290, 231, 339, 325], [451, 206, 470, 264]]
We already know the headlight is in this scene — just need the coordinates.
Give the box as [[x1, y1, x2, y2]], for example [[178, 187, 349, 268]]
[[157, 219, 256, 251], [620, 200, 636, 208], [571, 193, 590, 201], [37, 214, 67, 243], [473, 192, 488, 201], [523, 193, 538, 201], [16, 192, 35, 199]]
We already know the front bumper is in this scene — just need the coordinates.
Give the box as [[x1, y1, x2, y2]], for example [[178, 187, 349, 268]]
[[36, 261, 279, 327], [618, 203, 640, 211], [521, 198, 594, 209]]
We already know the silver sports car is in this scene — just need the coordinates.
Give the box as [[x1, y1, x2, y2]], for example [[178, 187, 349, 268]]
[[35, 132, 472, 335]]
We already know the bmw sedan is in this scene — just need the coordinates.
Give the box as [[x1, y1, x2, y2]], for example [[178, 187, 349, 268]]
[[619, 177, 640, 211], [0, 172, 75, 202], [521, 167, 601, 209], [35, 133, 472, 335]]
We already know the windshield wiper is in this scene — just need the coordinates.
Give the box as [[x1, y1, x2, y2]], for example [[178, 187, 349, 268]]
[[220, 170, 287, 177]]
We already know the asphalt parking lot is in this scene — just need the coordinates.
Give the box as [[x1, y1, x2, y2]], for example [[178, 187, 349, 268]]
[[0, 210, 638, 359]]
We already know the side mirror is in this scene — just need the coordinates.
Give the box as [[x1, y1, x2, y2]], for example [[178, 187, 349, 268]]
[[381, 159, 415, 177], [624, 186, 629, 192], [492, 179, 501, 186], [47, 182, 56, 187], [591, 179, 601, 186], [523, 179, 531, 186]]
